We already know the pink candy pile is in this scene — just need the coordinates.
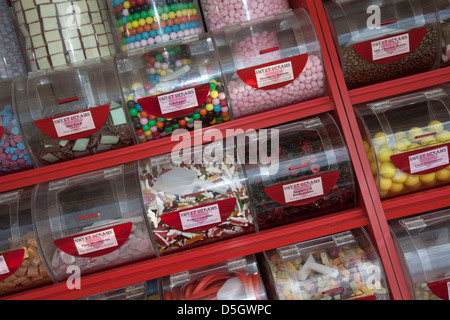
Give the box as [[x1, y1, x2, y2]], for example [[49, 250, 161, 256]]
[[200, 0, 290, 31]]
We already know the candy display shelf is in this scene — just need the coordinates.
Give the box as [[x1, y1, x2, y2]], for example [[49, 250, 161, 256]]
[[0, 0, 449, 300]]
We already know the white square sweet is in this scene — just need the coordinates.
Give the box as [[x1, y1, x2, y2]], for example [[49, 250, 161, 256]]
[[65, 38, 82, 50], [43, 17, 58, 31], [44, 30, 61, 43], [20, 0, 36, 10], [61, 28, 79, 39], [87, 1, 100, 12], [97, 34, 108, 46], [15, 10, 25, 26], [56, 2, 73, 16], [47, 41, 64, 55], [82, 35, 97, 48], [76, 0, 89, 12], [19, 24, 30, 37], [85, 47, 100, 59], [99, 46, 111, 57], [34, 47, 48, 59], [32, 35, 45, 48], [39, 4, 56, 18], [52, 0, 69, 3], [37, 57, 51, 70], [35, 0, 51, 4], [80, 25, 94, 36], [91, 13, 102, 24], [68, 50, 85, 62], [79, 13, 92, 25], [93, 24, 106, 35], [29, 22, 43, 37], [25, 8, 39, 23], [50, 53, 67, 67]]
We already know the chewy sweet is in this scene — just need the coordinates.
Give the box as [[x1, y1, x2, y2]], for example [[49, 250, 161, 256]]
[[108, 0, 203, 52], [227, 31, 326, 119], [364, 121, 450, 198], [11, 0, 115, 71], [199, 0, 290, 31]]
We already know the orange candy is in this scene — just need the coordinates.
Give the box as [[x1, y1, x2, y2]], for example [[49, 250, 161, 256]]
[[199, 108, 207, 116], [144, 24, 151, 32], [179, 119, 186, 126], [151, 22, 159, 30], [166, 19, 174, 27], [156, 121, 164, 128]]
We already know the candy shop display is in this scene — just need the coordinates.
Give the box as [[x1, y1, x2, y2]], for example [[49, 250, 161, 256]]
[[13, 57, 136, 167], [0, 187, 52, 296], [0, 1, 26, 78], [31, 163, 157, 282], [390, 208, 450, 300], [199, 0, 290, 31], [212, 8, 326, 119], [79, 282, 148, 300], [161, 255, 267, 300], [10, 0, 115, 71], [435, 0, 450, 67], [0, 78, 33, 175], [258, 228, 389, 300], [107, 0, 204, 52], [138, 141, 255, 254], [244, 113, 355, 230], [355, 84, 450, 199], [116, 34, 230, 143], [323, 0, 439, 90]]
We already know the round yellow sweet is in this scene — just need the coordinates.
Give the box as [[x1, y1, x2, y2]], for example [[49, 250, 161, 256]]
[[367, 149, 376, 162], [370, 161, 378, 176], [436, 169, 450, 181], [391, 169, 408, 184], [377, 148, 393, 163], [404, 174, 420, 188], [373, 132, 388, 146], [408, 143, 421, 150], [379, 189, 389, 198], [363, 140, 370, 153], [420, 134, 437, 146], [390, 182, 404, 194], [379, 162, 396, 178], [428, 120, 444, 133], [419, 172, 436, 185], [396, 139, 411, 151], [394, 131, 407, 141], [408, 127, 424, 143], [436, 130, 450, 142], [379, 176, 392, 191]]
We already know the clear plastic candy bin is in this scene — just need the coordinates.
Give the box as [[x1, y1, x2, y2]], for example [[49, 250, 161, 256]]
[[244, 113, 355, 230], [0, 187, 52, 296], [258, 228, 390, 300], [390, 208, 450, 300], [13, 57, 136, 167], [106, 0, 204, 52], [355, 84, 450, 199], [435, 0, 450, 67], [323, 0, 439, 89], [138, 141, 255, 254], [212, 8, 326, 119], [161, 254, 267, 300], [31, 163, 157, 282], [116, 34, 230, 143]]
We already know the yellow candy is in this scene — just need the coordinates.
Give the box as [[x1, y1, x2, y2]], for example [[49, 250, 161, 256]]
[[169, 11, 176, 19], [396, 139, 410, 151], [421, 135, 437, 146], [436, 130, 450, 142], [370, 161, 378, 176], [205, 103, 214, 111], [210, 90, 219, 99], [436, 169, 450, 181], [378, 176, 392, 191], [390, 182, 404, 193], [124, 1, 130, 9], [139, 18, 146, 26], [131, 20, 139, 28], [391, 169, 408, 184], [161, 13, 169, 20], [379, 189, 389, 198], [408, 143, 420, 150], [146, 16, 154, 24], [394, 131, 407, 141], [379, 162, 396, 178], [419, 172, 436, 185], [377, 148, 393, 163], [363, 141, 370, 153], [408, 127, 424, 143], [404, 175, 420, 188], [176, 10, 183, 17], [373, 132, 388, 146], [428, 120, 444, 133], [367, 149, 376, 162]]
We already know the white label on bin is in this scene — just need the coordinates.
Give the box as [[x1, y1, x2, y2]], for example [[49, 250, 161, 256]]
[[179, 204, 221, 230], [158, 88, 198, 114], [283, 177, 324, 203], [255, 61, 294, 88], [52, 110, 96, 137], [371, 33, 410, 60], [0, 255, 9, 275], [408, 146, 449, 174], [73, 228, 118, 255]]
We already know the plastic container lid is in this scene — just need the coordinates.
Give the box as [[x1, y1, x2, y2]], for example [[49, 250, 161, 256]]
[[390, 209, 450, 300], [244, 113, 355, 229], [116, 34, 230, 143], [79, 282, 148, 300], [199, 0, 291, 31], [323, 0, 439, 89], [259, 228, 390, 300], [106, 0, 204, 53], [355, 84, 450, 199], [138, 141, 255, 255], [10, 0, 116, 71], [212, 8, 326, 119], [161, 254, 267, 300], [0, 1, 27, 79], [13, 57, 136, 167], [0, 78, 34, 175], [31, 163, 157, 282], [0, 187, 52, 296], [434, 0, 450, 66]]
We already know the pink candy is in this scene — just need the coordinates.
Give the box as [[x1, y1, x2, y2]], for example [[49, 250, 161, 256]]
[[201, 0, 290, 30]]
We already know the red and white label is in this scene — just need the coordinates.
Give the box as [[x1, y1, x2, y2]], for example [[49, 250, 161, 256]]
[[255, 61, 294, 88], [0, 255, 9, 275], [52, 110, 96, 138], [372, 33, 410, 61], [158, 88, 199, 114], [408, 145, 449, 174], [179, 203, 222, 231], [282, 177, 324, 203], [73, 228, 119, 255]]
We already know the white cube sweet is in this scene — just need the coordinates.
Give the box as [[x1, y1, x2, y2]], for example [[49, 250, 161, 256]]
[[43, 17, 58, 31], [47, 41, 64, 55], [44, 30, 61, 43], [39, 4, 56, 18], [51, 53, 68, 67], [25, 8, 39, 23]]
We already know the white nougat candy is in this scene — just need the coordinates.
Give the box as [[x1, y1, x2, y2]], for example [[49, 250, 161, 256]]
[[25, 8, 39, 23], [47, 40, 64, 55], [29, 22, 42, 37], [85, 48, 100, 59], [44, 30, 61, 42], [43, 17, 58, 31], [65, 38, 82, 50], [110, 108, 127, 126], [39, 3, 56, 17], [50, 53, 67, 67], [37, 57, 51, 70], [31, 35, 45, 48], [34, 47, 48, 59], [82, 35, 98, 48]]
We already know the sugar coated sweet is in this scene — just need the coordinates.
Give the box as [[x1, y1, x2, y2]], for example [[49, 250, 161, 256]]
[[200, 0, 290, 31], [109, 0, 203, 52], [0, 104, 33, 174]]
